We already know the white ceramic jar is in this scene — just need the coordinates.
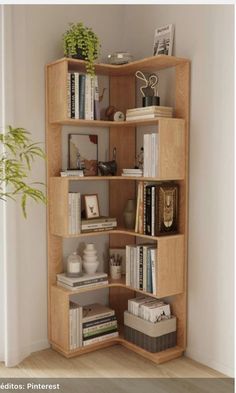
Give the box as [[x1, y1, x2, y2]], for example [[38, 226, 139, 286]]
[[83, 243, 99, 274], [66, 252, 82, 277]]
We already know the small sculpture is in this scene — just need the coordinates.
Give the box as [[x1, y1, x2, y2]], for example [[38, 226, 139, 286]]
[[135, 70, 160, 107], [98, 147, 117, 176]]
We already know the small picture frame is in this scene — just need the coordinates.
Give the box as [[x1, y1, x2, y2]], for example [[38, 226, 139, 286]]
[[84, 194, 100, 219], [68, 133, 98, 176], [153, 24, 174, 56]]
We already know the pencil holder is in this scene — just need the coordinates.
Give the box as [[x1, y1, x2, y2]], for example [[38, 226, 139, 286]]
[[110, 264, 122, 280]]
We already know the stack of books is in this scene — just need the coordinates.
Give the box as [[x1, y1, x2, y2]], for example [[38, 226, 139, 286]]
[[143, 133, 159, 178], [128, 296, 171, 323], [126, 244, 157, 294], [121, 168, 143, 177], [61, 169, 84, 177], [67, 72, 100, 120], [68, 192, 81, 235], [82, 303, 118, 346], [57, 272, 108, 291], [126, 106, 173, 121], [81, 216, 117, 233]]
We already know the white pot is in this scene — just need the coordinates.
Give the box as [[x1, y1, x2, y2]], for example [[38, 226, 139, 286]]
[[85, 243, 95, 251], [83, 255, 98, 263], [83, 250, 97, 257], [83, 260, 99, 275]]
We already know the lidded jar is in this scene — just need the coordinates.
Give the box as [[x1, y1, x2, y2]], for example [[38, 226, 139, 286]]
[[66, 252, 82, 277]]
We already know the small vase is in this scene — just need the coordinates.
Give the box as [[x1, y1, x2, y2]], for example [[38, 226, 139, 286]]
[[123, 199, 136, 229], [83, 243, 99, 275]]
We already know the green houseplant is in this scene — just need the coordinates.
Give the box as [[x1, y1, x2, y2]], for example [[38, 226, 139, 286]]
[[0, 126, 46, 217], [63, 22, 100, 75]]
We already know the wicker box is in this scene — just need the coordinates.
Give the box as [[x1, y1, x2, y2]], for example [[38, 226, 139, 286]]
[[124, 311, 177, 353]]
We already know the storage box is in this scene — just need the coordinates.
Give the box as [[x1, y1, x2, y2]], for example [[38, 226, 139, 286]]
[[124, 311, 177, 353]]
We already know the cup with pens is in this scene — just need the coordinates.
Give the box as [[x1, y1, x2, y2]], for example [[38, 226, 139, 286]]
[[109, 254, 122, 280]]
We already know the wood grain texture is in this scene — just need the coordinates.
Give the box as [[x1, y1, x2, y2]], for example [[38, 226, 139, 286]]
[[156, 235, 184, 298], [52, 117, 183, 127], [50, 286, 70, 351], [158, 119, 185, 180], [49, 178, 69, 236], [47, 56, 190, 76], [47, 62, 67, 123]]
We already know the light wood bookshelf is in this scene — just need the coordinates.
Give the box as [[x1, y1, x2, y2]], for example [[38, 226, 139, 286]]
[[46, 55, 190, 364]]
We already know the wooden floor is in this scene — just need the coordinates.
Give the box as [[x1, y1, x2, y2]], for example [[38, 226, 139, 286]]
[[0, 345, 226, 378]]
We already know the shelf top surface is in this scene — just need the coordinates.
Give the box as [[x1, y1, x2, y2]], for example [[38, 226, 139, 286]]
[[52, 117, 184, 127], [51, 175, 184, 182], [47, 55, 190, 75]]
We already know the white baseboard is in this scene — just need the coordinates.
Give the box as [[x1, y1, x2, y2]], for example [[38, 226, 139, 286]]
[[4, 339, 50, 367], [185, 348, 234, 378]]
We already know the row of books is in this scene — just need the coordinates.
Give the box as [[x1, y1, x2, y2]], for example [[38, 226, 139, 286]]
[[135, 182, 178, 236], [143, 133, 159, 178], [128, 296, 171, 323], [57, 272, 108, 291], [67, 72, 100, 120], [126, 105, 173, 121], [126, 244, 157, 294], [69, 302, 118, 350]]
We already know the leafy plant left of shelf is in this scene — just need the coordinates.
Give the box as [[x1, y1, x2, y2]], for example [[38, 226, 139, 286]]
[[0, 126, 46, 217]]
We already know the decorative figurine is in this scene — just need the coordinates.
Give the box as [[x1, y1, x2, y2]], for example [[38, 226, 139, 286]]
[[135, 70, 160, 107], [105, 106, 125, 122], [98, 147, 117, 176]]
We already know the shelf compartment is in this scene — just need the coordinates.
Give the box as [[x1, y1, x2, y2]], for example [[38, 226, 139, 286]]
[[47, 55, 190, 76]]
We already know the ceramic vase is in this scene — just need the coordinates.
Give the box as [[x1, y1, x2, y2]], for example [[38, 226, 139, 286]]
[[123, 199, 136, 229], [83, 243, 99, 274]]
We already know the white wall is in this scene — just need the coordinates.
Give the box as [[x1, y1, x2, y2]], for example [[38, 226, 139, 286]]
[[123, 5, 234, 376], [4, 4, 234, 376]]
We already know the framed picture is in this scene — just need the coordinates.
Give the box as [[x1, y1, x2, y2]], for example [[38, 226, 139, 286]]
[[68, 134, 98, 176], [153, 24, 174, 56], [84, 194, 100, 219]]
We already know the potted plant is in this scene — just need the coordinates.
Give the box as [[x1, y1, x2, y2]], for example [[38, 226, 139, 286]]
[[0, 126, 46, 217], [63, 22, 100, 76]]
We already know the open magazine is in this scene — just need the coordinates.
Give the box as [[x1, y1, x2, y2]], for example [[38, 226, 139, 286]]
[[153, 24, 174, 56]]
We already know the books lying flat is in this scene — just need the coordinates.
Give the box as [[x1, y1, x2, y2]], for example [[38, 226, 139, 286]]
[[57, 272, 108, 288], [82, 216, 117, 231], [82, 303, 115, 323], [60, 169, 84, 177], [122, 168, 143, 177], [126, 114, 172, 120], [58, 280, 109, 291], [126, 106, 173, 120], [83, 331, 119, 346]]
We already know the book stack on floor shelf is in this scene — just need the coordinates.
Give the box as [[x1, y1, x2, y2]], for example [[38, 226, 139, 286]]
[[67, 72, 100, 120], [126, 244, 157, 294], [69, 302, 118, 350]]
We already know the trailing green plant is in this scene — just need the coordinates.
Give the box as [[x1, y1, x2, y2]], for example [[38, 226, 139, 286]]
[[0, 126, 46, 218], [63, 22, 100, 75]]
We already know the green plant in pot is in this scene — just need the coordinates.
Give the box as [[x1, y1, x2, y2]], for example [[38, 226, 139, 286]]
[[0, 126, 46, 217], [63, 22, 100, 76]]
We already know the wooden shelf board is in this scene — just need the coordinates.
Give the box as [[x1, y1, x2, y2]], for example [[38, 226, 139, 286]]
[[51, 338, 184, 364], [47, 55, 190, 75], [51, 117, 184, 127], [52, 175, 184, 182], [54, 228, 183, 241], [52, 272, 184, 298]]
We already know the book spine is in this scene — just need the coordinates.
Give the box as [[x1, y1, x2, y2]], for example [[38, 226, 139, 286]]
[[135, 182, 141, 233], [143, 183, 147, 234], [145, 186, 152, 236], [138, 182, 144, 234], [90, 76, 95, 120], [94, 75, 100, 120], [74, 72, 79, 119], [71, 193, 76, 234], [69, 308, 73, 350], [83, 310, 115, 323], [57, 280, 108, 291], [68, 193, 72, 235], [125, 245, 131, 286], [71, 73, 75, 118], [79, 74, 86, 119], [143, 247, 147, 292], [85, 74, 92, 120], [83, 315, 117, 329], [139, 246, 143, 290], [151, 248, 157, 294], [83, 331, 118, 346], [151, 133, 156, 178], [83, 320, 117, 335], [67, 73, 71, 118], [151, 185, 155, 236], [82, 221, 117, 230], [83, 325, 118, 339], [77, 193, 81, 234], [58, 277, 108, 287], [146, 249, 152, 293], [72, 308, 77, 349], [143, 134, 148, 177]]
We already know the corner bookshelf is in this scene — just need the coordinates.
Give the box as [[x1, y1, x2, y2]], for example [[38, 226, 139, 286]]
[[46, 55, 190, 363]]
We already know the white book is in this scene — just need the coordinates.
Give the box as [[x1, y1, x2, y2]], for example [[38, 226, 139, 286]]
[[76, 193, 81, 234], [90, 76, 95, 120], [72, 307, 77, 349], [148, 303, 171, 323], [125, 245, 131, 286], [126, 114, 172, 120], [143, 134, 149, 177], [150, 248, 157, 294], [74, 72, 79, 119], [67, 73, 71, 118], [83, 331, 118, 346], [127, 105, 173, 114], [68, 193, 72, 234], [58, 281, 109, 291], [85, 74, 93, 120], [71, 193, 76, 234], [136, 246, 140, 290]]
